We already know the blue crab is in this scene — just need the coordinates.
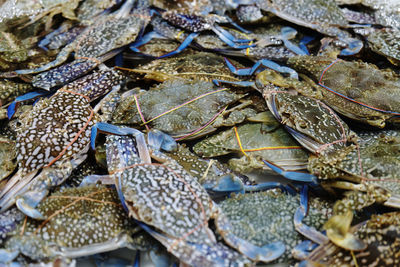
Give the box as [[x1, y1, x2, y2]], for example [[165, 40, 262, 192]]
[[238, 0, 363, 56], [0, 0, 80, 31], [0, 66, 143, 218], [84, 131, 287, 265], [193, 120, 310, 182], [0, 185, 145, 263], [288, 55, 400, 128], [126, 50, 246, 83], [252, 68, 357, 157], [219, 187, 333, 265], [130, 8, 253, 58], [308, 130, 400, 216], [112, 78, 252, 140], [2, 0, 150, 89]]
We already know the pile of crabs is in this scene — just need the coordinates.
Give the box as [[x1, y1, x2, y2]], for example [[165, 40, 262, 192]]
[[0, 0, 399, 266]]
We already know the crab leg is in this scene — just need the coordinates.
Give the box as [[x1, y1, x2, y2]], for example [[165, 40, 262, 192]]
[[157, 32, 200, 59], [91, 123, 151, 164], [7, 91, 50, 119], [294, 185, 329, 245], [0, 170, 38, 212], [224, 57, 299, 79], [263, 159, 317, 182], [280, 27, 308, 55], [137, 221, 252, 267], [129, 31, 166, 52], [299, 35, 315, 55]]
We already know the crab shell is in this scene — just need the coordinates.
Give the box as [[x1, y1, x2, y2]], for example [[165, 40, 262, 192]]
[[1, 185, 137, 262], [288, 55, 400, 128]]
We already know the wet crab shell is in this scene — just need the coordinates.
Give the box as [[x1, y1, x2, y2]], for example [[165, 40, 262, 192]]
[[132, 51, 245, 83], [308, 130, 400, 192], [112, 79, 244, 139], [367, 28, 400, 66], [15, 90, 96, 175], [219, 189, 333, 264], [193, 122, 309, 174], [257, 0, 349, 36], [288, 56, 400, 128], [2, 185, 137, 261]]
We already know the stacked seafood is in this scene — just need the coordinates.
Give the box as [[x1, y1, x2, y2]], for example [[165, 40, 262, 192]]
[[0, 0, 399, 266]]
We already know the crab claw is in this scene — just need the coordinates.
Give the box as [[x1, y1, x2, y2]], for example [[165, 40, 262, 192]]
[[7, 91, 49, 119], [280, 27, 308, 56], [157, 32, 200, 59], [91, 123, 151, 164], [147, 129, 177, 152], [294, 185, 329, 245], [222, 232, 286, 262], [15, 190, 47, 220], [137, 221, 252, 266], [263, 160, 317, 183], [383, 194, 400, 208], [224, 57, 298, 79], [203, 174, 245, 195], [0, 249, 19, 263], [323, 211, 366, 251]]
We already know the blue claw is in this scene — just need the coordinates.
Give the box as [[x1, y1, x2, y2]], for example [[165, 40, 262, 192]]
[[262, 160, 317, 183], [339, 38, 363, 56], [157, 32, 199, 59], [7, 91, 49, 119], [225, 17, 252, 34], [147, 129, 177, 152], [116, 175, 130, 213], [203, 174, 245, 195], [280, 27, 308, 56], [130, 31, 165, 52], [214, 26, 255, 49], [294, 185, 329, 245], [90, 122, 144, 150], [281, 27, 298, 40], [224, 58, 299, 79], [295, 185, 309, 223], [224, 58, 253, 75], [299, 36, 314, 55], [243, 182, 281, 192], [15, 190, 48, 220], [133, 251, 140, 267], [214, 25, 252, 43], [223, 230, 286, 262], [137, 221, 251, 265]]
